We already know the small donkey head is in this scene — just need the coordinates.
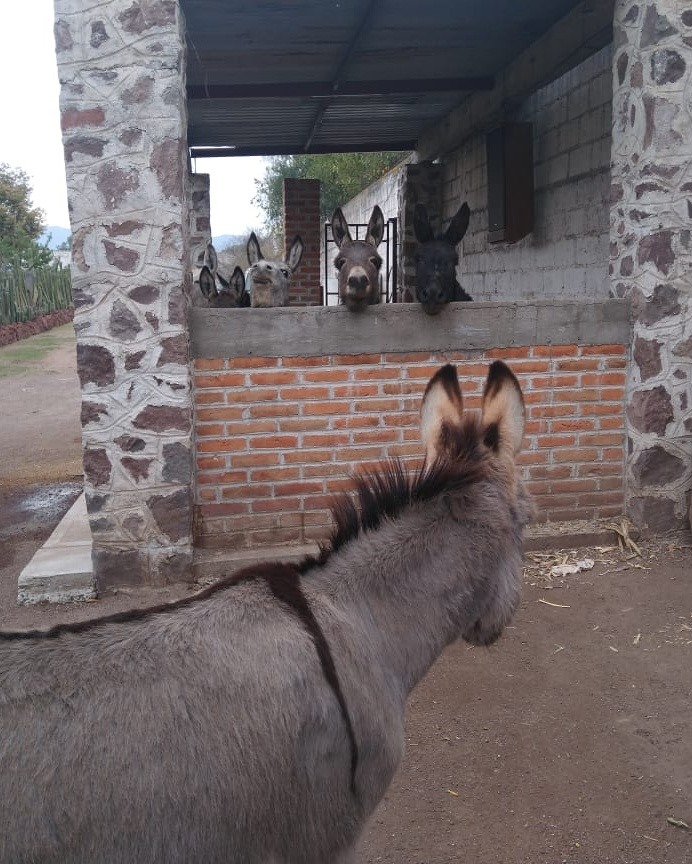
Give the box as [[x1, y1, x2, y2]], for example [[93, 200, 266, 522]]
[[246, 232, 304, 308], [413, 202, 472, 314], [198, 242, 250, 308], [331, 205, 385, 312]]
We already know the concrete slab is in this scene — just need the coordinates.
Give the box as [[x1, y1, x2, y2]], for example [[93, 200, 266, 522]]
[[18, 493, 95, 604]]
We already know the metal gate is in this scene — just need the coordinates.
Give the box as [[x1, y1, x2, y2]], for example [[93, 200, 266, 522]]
[[323, 217, 398, 306]]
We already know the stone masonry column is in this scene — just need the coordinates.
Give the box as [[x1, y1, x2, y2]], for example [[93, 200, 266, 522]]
[[54, 0, 194, 588], [610, 1, 692, 531], [283, 178, 322, 305], [189, 172, 211, 271]]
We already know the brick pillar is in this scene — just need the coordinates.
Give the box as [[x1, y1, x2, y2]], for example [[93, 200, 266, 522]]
[[398, 161, 443, 300], [54, 0, 194, 588], [610, 1, 692, 531], [189, 172, 211, 271], [283, 178, 322, 305]]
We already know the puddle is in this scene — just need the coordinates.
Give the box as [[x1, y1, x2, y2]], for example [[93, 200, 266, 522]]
[[0, 482, 83, 543], [17, 483, 83, 523]]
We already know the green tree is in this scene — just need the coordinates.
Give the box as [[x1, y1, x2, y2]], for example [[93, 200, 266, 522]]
[[253, 152, 406, 235], [0, 163, 52, 267]]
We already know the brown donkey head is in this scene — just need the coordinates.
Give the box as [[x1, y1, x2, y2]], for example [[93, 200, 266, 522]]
[[420, 360, 531, 645], [246, 232, 304, 308], [331, 205, 385, 312]]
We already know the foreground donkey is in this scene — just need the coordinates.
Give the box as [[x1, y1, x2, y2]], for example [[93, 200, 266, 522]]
[[246, 231, 304, 307], [331, 205, 385, 311], [198, 242, 250, 308], [0, 361, 531, 864], [412, 202, 473, 313]]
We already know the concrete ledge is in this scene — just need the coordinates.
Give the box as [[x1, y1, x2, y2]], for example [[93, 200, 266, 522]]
[[19, 500, 640, 605], [18, 494, 95, 604], [190, 299, 631, 359]]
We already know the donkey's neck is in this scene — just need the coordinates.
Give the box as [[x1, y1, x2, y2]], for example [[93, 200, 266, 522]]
[[309, 500, 498, 698]]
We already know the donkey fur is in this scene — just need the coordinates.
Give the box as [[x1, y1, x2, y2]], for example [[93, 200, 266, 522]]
[[411, 202, 472, 313], [0, 362, 532, 864]]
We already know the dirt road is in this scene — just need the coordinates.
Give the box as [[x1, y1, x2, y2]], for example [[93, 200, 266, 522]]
[[1, 325, 691, 863], [0, 324, 82, 484]]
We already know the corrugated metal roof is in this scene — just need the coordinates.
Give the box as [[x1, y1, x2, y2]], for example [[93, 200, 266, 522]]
[[182, 0, 612, 157]]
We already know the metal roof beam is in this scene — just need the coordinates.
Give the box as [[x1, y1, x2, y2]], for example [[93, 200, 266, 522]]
[[187, 78, 494, 100], [189, 141, 416, 158]]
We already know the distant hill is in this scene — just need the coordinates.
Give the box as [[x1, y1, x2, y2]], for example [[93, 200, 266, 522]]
[[40, 226, 71, 249], [212, 234, 245, 250]]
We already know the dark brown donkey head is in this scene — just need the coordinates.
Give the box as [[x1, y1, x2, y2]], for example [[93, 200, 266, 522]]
[[198, 242, 250, 308], [413, 202, 472, 314], [331, 205, 385, 312]]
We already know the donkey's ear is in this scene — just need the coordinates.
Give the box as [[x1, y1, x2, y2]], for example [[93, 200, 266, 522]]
[[413, 203, 434, 243], [229, 266, 245, 298], [199, 266, 217, 300], [247, 232, 262, 265], [331, 208, 351, 248], [365, 205, 385, 248], [286, 235, 304, 272], [444, 203, 470, 246], [420, 364, 464, 463], [204, 242, 218, 273], [481, 361, 525, 455]]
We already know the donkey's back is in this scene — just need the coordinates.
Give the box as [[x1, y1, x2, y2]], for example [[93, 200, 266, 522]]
[[0, 573, 380, 864]]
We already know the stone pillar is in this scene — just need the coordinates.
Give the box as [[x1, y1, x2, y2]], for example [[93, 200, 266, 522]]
[[54, 0, 194, 588], [398, 161, 444, 301], [283, 178, 322, 305], [189, 172, 211, 271], [610, 1, 692, 531]]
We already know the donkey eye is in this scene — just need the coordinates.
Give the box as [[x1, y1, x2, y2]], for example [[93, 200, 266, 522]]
[[334, 257, 345, 270], [280, 268, 289, 277], [370, 257, 382, 269]]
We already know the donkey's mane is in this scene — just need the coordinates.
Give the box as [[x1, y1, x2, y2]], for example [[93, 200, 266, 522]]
[[304, 416, 492, 568]]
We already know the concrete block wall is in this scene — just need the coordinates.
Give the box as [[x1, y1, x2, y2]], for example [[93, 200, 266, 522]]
[[190, 301, 629, 549], [338, 159, 410, 226], [443, 45, 613, 302]]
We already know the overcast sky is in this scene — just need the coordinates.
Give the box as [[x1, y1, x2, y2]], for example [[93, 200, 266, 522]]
[[0, 1, 266, 235]]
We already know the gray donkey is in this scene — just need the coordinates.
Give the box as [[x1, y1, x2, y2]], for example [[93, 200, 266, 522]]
[[331, 205, 385, 311], [246, 231, 304, 308], [0, 360, 532, 864]]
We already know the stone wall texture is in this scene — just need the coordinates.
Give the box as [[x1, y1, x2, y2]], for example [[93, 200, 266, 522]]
[[611, 0, 692, 530], [54, 0, 194, 588], [189, 172, 211, 271]]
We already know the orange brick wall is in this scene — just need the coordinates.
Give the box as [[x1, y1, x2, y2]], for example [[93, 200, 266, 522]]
[[193, 344, 627, 548], [283, 178, 322, 306]]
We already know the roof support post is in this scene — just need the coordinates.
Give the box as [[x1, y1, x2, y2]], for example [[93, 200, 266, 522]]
[[54, 0, 195, 589], [610, 0, 692, 531]]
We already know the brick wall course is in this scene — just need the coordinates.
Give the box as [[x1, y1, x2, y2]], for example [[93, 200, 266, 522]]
[[193, 343, 626, 549]]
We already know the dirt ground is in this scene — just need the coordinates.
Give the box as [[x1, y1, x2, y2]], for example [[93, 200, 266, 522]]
[[1, 326, 691, 863]]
